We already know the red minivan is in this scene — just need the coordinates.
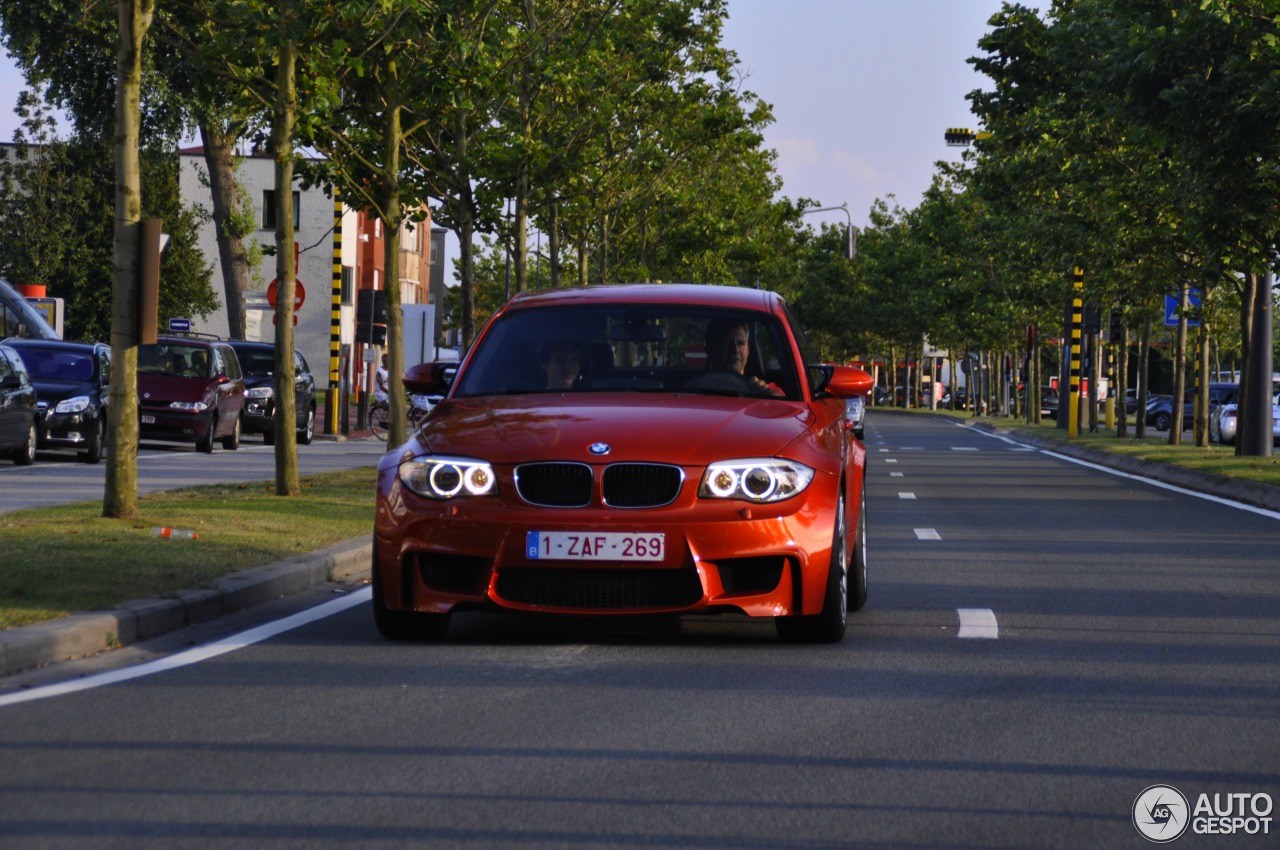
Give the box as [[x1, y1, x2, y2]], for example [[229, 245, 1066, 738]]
[[137, 337, 245, 453]]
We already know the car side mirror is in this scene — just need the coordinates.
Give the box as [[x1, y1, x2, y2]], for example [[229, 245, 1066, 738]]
[[818, 365, 874, 399], [214, 374, 230, 385], [404, 361, 455, 393]]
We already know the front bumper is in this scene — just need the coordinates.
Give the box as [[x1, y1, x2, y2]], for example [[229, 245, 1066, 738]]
[[242, 398, 274, 434], [38, 410, 97, 447], [138, 407, 210, 442], [374, 459, 847, 620]]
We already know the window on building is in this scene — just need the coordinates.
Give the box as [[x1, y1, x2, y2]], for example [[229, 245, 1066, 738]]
[[341, 266, 354, 306], [262, 190, 301, 230]]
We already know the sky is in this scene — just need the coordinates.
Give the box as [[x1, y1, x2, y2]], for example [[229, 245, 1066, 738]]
[[0, 0, 1028, 253]]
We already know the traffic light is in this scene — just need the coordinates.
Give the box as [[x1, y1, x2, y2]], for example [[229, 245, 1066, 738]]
[[356, 288, 386, 345]]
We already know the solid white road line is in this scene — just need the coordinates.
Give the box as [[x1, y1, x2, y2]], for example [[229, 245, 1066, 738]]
[[0, 588, 373, 708], [957, 608, 999, 639]]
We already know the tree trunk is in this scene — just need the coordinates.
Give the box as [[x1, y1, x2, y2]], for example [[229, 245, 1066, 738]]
[[1169, 282, 1188, 446], [381, 59, 407, 448], [271, 30, 300, 497], [103, 0, 154, 520], [199, 121, 254, 340], [1235, 272, 1256, 456]]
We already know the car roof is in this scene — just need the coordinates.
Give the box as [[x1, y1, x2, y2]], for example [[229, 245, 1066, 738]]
[[502, 283, 781, 313], [227, 340, 273, 349], [4, 339, 104, 352], [153, 336, 223, 348]]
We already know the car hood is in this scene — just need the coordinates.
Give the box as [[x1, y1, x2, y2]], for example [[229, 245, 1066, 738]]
[[31, 378, 96, 404], [137, 374, 214, 404], [417, 393, 817, 466]]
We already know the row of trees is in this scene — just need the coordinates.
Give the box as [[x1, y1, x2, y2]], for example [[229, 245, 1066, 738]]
[[0, 0, 837, 516], [4, 0, 1276, 523], [792, 0, 1277, 455]]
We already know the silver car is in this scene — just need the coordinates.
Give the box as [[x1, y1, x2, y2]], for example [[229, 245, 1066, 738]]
[[1213, 392, 1280, 445]]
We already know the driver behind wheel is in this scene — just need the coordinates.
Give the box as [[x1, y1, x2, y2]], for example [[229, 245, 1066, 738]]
[[704, 317, 783, 397]]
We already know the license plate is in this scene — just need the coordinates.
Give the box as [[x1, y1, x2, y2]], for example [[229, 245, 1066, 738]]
[[526, 531, 665, 562], [140, 415, 155, 424]]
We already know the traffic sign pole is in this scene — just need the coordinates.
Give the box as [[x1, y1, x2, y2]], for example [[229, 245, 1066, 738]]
[[1068, 267, 1083, 438]]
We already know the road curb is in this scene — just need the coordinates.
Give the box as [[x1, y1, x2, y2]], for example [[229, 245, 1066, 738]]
[[0, 536, 372, 678]]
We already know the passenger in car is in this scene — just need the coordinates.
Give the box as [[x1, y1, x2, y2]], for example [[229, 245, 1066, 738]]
[[539, 341, 581, 390]]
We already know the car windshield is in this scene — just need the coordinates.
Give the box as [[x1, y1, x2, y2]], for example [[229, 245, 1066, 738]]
[[138, 344, 212, 378], [235, 348, 276, 377], [20, 350, 96, 382], [453, 304, 801, 400]]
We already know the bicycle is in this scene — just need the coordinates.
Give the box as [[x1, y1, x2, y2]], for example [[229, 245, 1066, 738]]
[[370, 392, 432, 441], [370, 398, 391, 440]]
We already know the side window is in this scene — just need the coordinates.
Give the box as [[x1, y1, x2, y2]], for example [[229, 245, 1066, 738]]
[[99, 349, 111, 384], [221, 347, 242, 380], [295, 351, 309, 374]]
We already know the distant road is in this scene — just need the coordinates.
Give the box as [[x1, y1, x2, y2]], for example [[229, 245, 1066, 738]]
[[0, 437, 389, 514]]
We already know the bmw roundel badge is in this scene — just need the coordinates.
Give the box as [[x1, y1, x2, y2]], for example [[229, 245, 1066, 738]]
[[588, 442, 611, 456]]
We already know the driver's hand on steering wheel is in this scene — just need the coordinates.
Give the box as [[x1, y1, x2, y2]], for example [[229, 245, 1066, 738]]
[[748, 375, 784, 397]]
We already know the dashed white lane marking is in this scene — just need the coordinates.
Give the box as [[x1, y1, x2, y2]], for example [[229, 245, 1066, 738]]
[[898, 492, 916, 500], [957, 608, 999, 639], [951, 446, 979, 451], [890, 472, 904, 477], [914, 528, 941, 540], [0, 588, 374, 707], [878, 448, 890, 452], [885, 458, 898, 464]]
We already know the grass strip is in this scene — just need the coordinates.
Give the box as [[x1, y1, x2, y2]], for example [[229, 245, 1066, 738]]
[[0, 467, 376, 630]]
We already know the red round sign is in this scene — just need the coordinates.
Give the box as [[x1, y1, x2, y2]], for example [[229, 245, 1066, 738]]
[[267, 279, 306, 310]]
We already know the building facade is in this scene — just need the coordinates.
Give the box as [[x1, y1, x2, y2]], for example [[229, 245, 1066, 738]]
[[179, 148, 434, 412]]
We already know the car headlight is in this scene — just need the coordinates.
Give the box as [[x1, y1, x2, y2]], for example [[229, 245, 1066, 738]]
[[399, 456, 498, 500], [247, 387, 274, 399], [699, 458, 814, 503], [169, 401, 209, 412], [54, 396, 91, 414], [845, 396, 865, 419]]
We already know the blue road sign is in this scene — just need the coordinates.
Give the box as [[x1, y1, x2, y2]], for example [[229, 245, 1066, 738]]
[[168, 317, 192, 332], [1164, 288, 1201, 327]]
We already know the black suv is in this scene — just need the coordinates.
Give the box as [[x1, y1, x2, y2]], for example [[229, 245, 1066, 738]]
[[228, 341, 317, 445], [5, 339, 111, 463]]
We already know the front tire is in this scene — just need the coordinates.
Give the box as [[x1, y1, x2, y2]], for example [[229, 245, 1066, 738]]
[[197, 414, 216, 454], [82, 415, 105, 464], [1153, 411, 1171, 432], [776, 489, 848, 643], [371, 538, 451, 640], [13, 421, 36, 466]]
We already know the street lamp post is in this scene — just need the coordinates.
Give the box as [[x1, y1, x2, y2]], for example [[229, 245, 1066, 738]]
[[803, 203, 856, 259]]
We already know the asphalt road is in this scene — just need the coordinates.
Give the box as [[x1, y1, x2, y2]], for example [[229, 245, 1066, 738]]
[[0, 435, 390, 514], [0, 412, 1277, 848]]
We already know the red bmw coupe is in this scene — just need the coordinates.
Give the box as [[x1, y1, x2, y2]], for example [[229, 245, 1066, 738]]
[[373, 284, 874, 642]]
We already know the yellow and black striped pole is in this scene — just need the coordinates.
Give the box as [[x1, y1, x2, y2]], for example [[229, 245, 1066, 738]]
[[326, 198, 343, 435], [1068, 266, 1083, 437]]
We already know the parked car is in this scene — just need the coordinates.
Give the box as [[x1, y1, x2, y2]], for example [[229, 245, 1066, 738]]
[[1146, 383, 1238, 432], [5, 339, 110, 463], [137, 336, 245, 452], [0, 278, 59, 341], [1213, 391, 1280, 446], [378, 283, 874, 643], [227, 341, 317, 445], [0, 342, 38, 465]]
